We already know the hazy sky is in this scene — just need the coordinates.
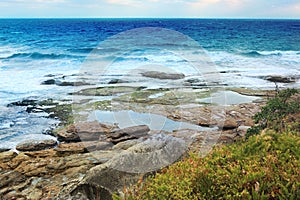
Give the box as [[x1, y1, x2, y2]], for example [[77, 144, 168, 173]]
[[0, 0, 299, 18]]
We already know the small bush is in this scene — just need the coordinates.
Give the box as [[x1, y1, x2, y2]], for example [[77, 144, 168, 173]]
[[246, 88, 299, 138]]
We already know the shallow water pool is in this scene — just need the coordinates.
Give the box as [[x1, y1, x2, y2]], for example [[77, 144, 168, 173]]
[[88, 110, 215, 132]]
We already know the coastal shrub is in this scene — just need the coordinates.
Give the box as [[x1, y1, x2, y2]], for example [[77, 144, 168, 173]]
[[119, 130, 300, 200], [246, 88, 299, 138]]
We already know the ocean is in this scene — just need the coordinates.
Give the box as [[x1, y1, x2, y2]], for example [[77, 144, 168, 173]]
[[0, 19, 299, 149]]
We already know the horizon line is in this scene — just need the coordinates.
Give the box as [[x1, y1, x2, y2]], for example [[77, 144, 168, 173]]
[[0, 17, 299, 20]]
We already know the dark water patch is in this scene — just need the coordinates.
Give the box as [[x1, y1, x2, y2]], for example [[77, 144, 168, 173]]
[[2, 52, 82, 60], [67, 47, 94, 53], [115, 56, 149, 62]]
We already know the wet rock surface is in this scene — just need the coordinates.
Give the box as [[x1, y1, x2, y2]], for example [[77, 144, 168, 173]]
[[7, 98, 73, 126], [57, 81, 92, 87], [56, 121, 118, 142], [108, 78, 129, 84], [265, 75, 296, 83], [70, 86, 140, 96], [16, 139, 57, 151], [141, 71, 185, 80]]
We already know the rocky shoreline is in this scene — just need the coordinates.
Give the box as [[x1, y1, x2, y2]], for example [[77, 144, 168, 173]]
[[1, 71, 289, 199]]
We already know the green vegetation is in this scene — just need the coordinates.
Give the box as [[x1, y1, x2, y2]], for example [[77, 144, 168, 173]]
[[116, 89, 300, 200], [246, 88, 299, 138], [46, 103, 74, 126], [70, 86, 141, 96]]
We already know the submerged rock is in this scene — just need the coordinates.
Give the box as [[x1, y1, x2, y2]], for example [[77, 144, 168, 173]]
[[265, 75, 296, 83], [16, 139, 57, 151], [141, 71, 185, 80], [70, 86, 139, 96], [8, 99, 73, 126], [41, 79, 56, 85], [57, 81, 91, 87], [7, 99, 37, 107], [108, 79, 128, 84], [42, 75, 92, 86]]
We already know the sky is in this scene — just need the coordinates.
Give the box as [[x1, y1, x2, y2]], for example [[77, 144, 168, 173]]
[[0, 0, 299, 18]]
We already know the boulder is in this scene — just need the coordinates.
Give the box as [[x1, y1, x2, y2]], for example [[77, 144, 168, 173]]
[[56, 129, 81, 142], [107, 125, 150, 144], [71, 163, 139, 200], [16, 139, 57, 151], [56, 122, 116, 142], [141, 71, 185, 80], [222, 119, 238, 130], [71, 133, 187, 199]]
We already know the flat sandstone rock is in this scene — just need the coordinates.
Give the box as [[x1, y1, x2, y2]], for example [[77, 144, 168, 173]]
[[16, 139, 57, 151], [141, 71, 185, 80]]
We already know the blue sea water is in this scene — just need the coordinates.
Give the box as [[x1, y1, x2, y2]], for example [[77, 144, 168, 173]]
[[0, 19, 299, 149]]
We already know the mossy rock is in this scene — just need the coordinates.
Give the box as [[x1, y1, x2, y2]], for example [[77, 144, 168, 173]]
[[45, 104, 74, 126], [117, 88, 169, 103], [70, 86, 143, 96], [116, 88, 211, 105]]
